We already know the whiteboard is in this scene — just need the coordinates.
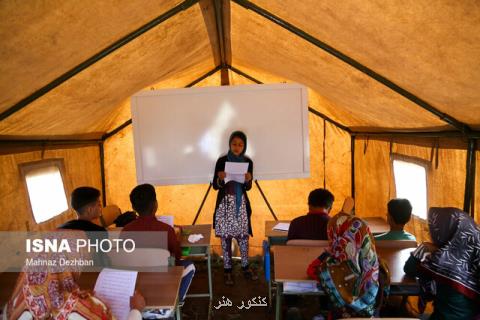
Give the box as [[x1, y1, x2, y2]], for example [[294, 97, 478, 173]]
[[131, 83, 309, 185]]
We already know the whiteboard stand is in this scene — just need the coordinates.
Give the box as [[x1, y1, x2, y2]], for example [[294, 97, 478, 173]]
[[255, 179, 279, 221], [191, 183, 212, 225], [190, 180, 279, 225]]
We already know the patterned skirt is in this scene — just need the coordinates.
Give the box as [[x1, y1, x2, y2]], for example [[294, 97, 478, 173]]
[[215, 194, 249, 237]]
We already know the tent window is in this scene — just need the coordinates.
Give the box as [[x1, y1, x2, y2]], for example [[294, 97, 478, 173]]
[[20, 159, 68, 223], [393, 158, 428, 220]]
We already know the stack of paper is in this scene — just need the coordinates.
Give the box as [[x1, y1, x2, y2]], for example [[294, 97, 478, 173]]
[[273, 222, 290, 232]]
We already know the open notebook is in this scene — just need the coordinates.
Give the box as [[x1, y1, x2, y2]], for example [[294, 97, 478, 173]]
[[94, 268, 138, 320]]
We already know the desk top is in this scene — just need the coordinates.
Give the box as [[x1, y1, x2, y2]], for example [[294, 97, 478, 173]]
[[363, 217, 390, 234], [265, 217, 389, 238], [0, 267, 184, 310], [265, 220, 291, 238], [180, 224, 211, 247], [273, 245, 416, 286]]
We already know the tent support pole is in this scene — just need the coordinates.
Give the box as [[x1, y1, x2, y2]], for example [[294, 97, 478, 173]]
[[351, 135, 355, 201], [463, 139, 476, 216], [192, 183, 212, 225], [0, 0, 199, 123], [99, 142, 107, 207], [232, 0, 471, 134], [255, 179, 278, 221]]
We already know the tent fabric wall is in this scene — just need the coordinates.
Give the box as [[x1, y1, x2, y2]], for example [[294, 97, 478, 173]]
[[0, 146, 102, 231], [354, 138, 467, 242], [104, 110, 351, 255]]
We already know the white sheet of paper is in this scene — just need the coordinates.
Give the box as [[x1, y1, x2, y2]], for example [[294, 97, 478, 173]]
[[272, 222, 290, 232], [224, 162, 249, 184], [225, 173, 245, 184], [94, 268, 138, 320], [156, 215, 174, 227], [284, 281, 319, 293], [225, 162, 249, 174]]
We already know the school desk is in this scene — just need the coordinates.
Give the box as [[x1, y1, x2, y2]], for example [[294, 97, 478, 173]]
[[0, 267, 184, 320], [363, 217, 390, 234], [179, 224, 212, 301], [264, 217, 389, 305], [273, 246, 418, 320], [265, 217, 389, 244]]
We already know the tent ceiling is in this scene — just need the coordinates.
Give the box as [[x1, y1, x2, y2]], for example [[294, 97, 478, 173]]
[[231, 3, 449, 131], [0, 4, 215, 136], [0, 0, 182, 113], [0, 0, 478, 138], [248, 0, 480, 129]]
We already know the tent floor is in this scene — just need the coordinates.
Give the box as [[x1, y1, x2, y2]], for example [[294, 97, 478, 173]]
[[181, 254, 419, 320]]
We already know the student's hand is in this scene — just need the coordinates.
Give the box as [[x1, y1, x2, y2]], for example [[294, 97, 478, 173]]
[[130, 290, 146, 311], [245, 172, 252, 182], [218, 171, 226, 181]]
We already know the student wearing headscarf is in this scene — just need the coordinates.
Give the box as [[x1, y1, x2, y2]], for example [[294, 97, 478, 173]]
[[404, 207, 480, 319], [307, 213, 390, 319], [5, 233, 145, 320], [5, 272, 145, 320], [212, 131, 257, 286]]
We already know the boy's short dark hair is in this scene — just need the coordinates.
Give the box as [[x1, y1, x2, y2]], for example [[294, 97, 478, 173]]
[[71, 187, 100, 214], [130, 184, 156, 215], [308, 188, 334, 209], [388, 198, 413, 225]]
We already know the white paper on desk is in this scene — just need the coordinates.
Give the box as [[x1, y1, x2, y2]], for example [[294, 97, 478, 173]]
[[225, 162, 248, 183], [187, 234, 204, 243], [156, 215, 174, 227], [94, 268, 138, 320], [273, 222, 290, 232], [284, 281, 319, 293]]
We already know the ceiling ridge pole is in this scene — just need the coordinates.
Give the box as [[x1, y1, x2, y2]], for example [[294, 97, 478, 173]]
[[0, 0, 199, 123], [213, 0, 231, 85], [232, 0, 472, 134]]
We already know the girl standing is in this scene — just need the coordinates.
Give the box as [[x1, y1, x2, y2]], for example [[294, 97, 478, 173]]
[[213, 131, 257, 285]]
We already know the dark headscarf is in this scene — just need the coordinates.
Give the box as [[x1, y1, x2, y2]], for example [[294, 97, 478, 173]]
[[422, 207, 480, 299], [228, 131, 247, 156], [227, 131, 247, 217]]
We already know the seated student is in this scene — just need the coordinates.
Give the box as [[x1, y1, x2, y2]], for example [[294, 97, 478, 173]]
[[404, 207, 480, 320], [375, 198, 416, 241], [5, 268, 145, 320], [307, 213, 390, 319], [121, 184, 181, 261], [121, 184, 194, 302], [58, 186, 106, 232], [287, 188, 334, 240]]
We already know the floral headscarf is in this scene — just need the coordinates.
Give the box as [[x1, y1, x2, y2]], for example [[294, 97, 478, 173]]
[[308, 213, 386, 318]]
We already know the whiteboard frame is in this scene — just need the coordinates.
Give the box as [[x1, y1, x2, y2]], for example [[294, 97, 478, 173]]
[[131, 83, 309, 185]]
